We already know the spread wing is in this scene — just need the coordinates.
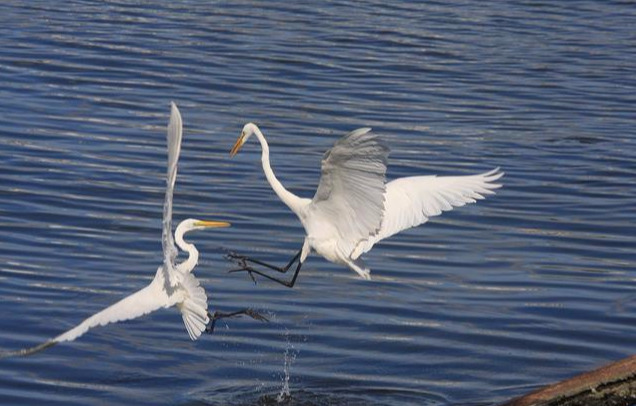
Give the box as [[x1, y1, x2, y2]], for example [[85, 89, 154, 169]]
[[354, 168, 504, 257], [53, 273, 170, 344], [0, 271, 171, 358], [311, 128, 389, 257], [162, 102, 183, 287]]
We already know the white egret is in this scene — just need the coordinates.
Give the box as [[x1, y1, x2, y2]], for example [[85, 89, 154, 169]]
[[1, 104, 265, 358], [227, 123, 503, 287]]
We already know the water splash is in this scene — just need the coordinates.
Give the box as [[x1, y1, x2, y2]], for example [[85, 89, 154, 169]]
[[276, 330, 298, 403]]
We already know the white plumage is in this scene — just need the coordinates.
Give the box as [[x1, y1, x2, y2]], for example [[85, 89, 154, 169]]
[[354, 167, 503, 257], [162, 100, 184, 288], [230, 123, 503, 282], [55, 267, 175, 343], [309, 127, 389, 267], [1, 103, 229, 357]]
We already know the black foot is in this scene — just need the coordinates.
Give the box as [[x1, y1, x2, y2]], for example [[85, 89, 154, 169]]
[[223, 249, 250, 268], [241, 308, 270, 323], [224, 250, 258, 284], [223, 246, 304, 288], [228, 266, 259, 285], [205, 308, 269, 334]]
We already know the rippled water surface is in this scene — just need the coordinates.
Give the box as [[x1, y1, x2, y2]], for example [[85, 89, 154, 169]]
[[1, 1, 635, 405]]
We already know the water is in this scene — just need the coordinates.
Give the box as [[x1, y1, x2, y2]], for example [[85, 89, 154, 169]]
[[0, 1, 635, 405]]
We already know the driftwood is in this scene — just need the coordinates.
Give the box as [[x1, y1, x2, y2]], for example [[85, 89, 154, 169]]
[[502, 355, 636, 406]]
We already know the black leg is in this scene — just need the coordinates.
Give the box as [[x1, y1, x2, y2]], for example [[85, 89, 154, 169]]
[[206, 308, 269, 334], [225, 248, 301, 274], [230, 258, 304, 288], [224, 246, 306, 288]]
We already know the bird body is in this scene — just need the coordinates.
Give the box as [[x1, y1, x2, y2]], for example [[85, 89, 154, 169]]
[[230, 123, 503, 282], [1, 103, 229, 358], [52, 217, 219, 345]]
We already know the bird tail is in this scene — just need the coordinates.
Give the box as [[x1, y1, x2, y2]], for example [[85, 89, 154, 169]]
[[177, 273, 210, 340]]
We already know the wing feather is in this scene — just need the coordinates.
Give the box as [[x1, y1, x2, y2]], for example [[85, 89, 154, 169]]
[[54, 270, 170, 343], [162, 102, 183, 287], [354, 168, 503, 257], [311, 128, 389, 257], [178, 273, 210, 340]]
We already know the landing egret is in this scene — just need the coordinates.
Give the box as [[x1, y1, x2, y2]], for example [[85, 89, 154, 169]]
[[1, 104, 265, 358], [227, 123, 503, 287]]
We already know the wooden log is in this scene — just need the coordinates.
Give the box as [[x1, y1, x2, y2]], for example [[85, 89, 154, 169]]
[[502, 355, 636, 406]]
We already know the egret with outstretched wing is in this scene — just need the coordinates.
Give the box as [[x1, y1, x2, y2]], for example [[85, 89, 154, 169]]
[[227, 123, 503, 287], [1, 104, 265, 358]]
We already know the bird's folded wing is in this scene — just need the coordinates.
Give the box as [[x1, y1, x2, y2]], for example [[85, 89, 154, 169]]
[[312, 128, 389, 256], [354, 168, 503, 257], [162, 102, 183, 287]]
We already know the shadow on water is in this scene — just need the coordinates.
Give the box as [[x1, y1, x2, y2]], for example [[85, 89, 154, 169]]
[[187, 387, 448, 406], [253, 389, 445, 406], [186, 327, 449, 406]]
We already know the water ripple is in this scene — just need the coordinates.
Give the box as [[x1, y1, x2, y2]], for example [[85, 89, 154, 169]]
[[1, 1, 635, 405]]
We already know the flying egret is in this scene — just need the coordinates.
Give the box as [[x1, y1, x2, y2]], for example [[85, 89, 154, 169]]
[[227, 123, 503, 287], [1, 104, 265, 358]]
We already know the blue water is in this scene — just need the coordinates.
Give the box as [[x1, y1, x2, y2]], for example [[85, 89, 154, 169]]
[[1, 1, 635, 405]]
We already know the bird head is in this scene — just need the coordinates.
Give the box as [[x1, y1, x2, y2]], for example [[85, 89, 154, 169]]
[[230, 122, 259, 157], [176, 218, 231, 235]]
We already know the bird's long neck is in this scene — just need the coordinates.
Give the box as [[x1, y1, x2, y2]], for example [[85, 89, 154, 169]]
[[253, 127, 305, 214], [175, 230, 199, 275]]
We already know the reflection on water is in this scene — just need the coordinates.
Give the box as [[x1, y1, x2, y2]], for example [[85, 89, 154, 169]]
[[1, 1, 635, 405]]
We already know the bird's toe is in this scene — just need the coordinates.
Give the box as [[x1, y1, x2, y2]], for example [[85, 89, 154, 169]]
[[246, 309, 269, 322]]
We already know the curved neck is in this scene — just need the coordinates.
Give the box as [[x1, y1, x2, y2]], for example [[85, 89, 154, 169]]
[[253, 127, 305, 214], [175, 230, 199, 275]]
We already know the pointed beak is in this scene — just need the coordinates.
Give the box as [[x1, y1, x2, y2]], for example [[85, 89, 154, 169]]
[[230, 135, 244, 157], [194, 220, 231, 228]]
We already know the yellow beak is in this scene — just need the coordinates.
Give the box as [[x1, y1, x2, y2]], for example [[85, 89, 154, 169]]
[[194, 220, 231, 228], [230, 135, 244, 157]]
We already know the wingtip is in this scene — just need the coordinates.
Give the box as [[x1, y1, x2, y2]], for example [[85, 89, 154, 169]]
[[0, 339, 58, 359], [168, 103, 183, 135], [170, 101, 180, 116], [347, 127, 373, 137], [484, 167, 504, 181]]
